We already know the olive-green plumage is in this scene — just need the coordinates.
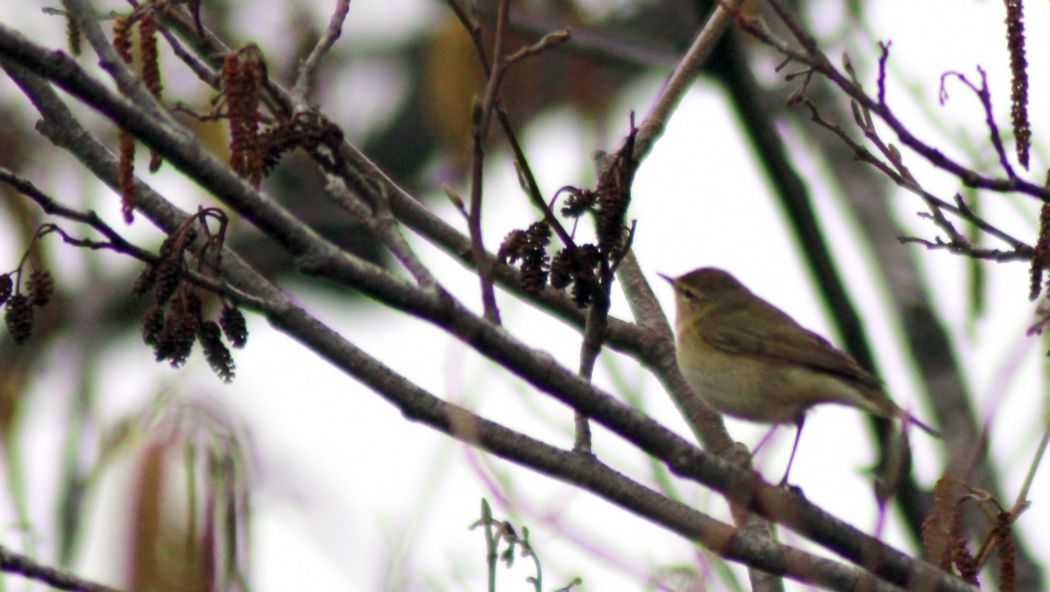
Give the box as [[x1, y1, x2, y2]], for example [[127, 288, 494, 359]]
[[661, 267, 938, 483]]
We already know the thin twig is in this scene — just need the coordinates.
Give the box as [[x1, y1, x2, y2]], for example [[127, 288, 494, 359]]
[[0, 166, 269, 309], [466, 0, 512, 324], [939, 68, 1017, 180], [504, 29, 570, 66], [501, 7, 679, 68], [573, 301, 605, 453], [1009, 422, 1049, 516], [154, 20, 219, 88], [632, 0, 746, 162], [495, 105, 575, 248], [760, 20, 1034, 261], [741, 0, 1048, 201], [0, 167, 151, 260], [0, 542, 124, 592], [321, 173, 438, 286], [448, 1, 576, 248], [897, 237, 1029, 262], [799, 97, 1031, 258], [290, 0, 352, 109]]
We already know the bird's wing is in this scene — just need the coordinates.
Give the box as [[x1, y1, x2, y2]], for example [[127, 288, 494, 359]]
[[700, 299, 882, 388]]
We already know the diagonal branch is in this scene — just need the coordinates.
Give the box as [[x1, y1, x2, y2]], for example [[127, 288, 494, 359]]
[[290, 0, 351, 109], [631, 0, 745, 163], [0, 543, 124, 592]]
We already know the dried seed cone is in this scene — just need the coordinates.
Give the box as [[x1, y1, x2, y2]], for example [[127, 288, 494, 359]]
[[112, 15, 132, 64], [113, 15, 136, 223], [151, 322, 175, 363], [0, 274, 12, 306], [597, 189, 628, 254], [141, 305, 165, 347], [4, 294, 34, 344], [560, 188, 596, 218], [153, 258, 180, 305], [132, 265, 157, 296], [199, 321, 235, 381], [520, 222, 550, 294], [497, 229, 528, 264], [220, 305, 248, 348], [27, 269, 54, 307], [139, 13, 162, 100], [163, 308, 199, 367], [223, 49, 263, 185], [549, 249, 573, 290], [571, 277, 596, 308], [520, 259, 548, 294], [65, 12, 81, 56]]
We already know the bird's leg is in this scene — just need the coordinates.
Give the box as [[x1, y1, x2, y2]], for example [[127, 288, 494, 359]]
[[778, 415, 806, 486], [752, 424, 779, 454]]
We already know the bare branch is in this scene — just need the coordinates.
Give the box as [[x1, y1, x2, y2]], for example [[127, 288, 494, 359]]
[[0, 543, 124, 592], [632, 0, 746, 162], [939, 68, 1017, 180], [290, 0, 352, 108], [0, 166, 270, 308], [504, 28, 570, 66], [321, 173, 437, 287], [740, 1, 1049, 201], [799, 97, 1031, 259]]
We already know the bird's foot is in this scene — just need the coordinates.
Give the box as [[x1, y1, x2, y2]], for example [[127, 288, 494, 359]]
[[777, 480, 805, 497]]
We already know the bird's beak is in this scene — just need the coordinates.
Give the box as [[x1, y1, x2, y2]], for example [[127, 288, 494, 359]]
[[656, 273, 676, 286]]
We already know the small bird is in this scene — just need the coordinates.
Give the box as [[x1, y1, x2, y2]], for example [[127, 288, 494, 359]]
[[660, 267, 939, 484]]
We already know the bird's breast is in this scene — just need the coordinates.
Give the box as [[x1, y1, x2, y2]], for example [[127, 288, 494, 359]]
[[675, 343, 811, 424]]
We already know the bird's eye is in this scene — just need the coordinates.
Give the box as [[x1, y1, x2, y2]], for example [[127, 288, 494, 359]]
[[683, 288, 709, 303]]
